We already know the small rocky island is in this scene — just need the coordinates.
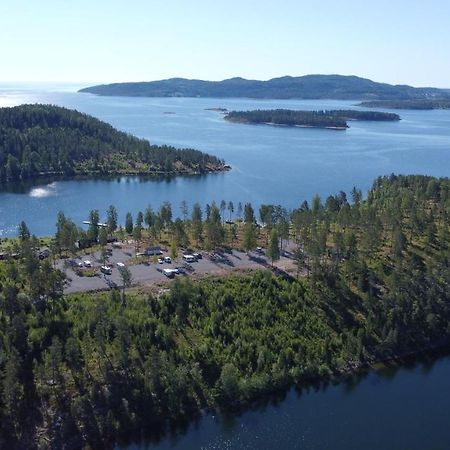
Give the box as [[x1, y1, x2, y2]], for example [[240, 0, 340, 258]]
[[205, 107, 228, 112], [0, 104, 228, 184], [224, 109, 400, 130]]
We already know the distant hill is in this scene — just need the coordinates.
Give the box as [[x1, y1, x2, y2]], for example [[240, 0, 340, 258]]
[[79, 75, 449, 100], [0, 104, 226, 183]]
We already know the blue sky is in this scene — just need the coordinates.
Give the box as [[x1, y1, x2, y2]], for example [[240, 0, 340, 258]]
[[1, 0, 449, 87]]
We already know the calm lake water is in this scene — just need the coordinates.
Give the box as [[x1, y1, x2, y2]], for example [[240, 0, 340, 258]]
[[1, 84, 450, 236], [117, 353, 450, 450]]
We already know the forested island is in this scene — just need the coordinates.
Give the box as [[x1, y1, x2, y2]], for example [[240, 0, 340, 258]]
[[79, 74, 449, 100], [359, 99, 450, 110], [1, 174, 450, 449], [224, 109, 400, 129], [0, 104, 227, 183]]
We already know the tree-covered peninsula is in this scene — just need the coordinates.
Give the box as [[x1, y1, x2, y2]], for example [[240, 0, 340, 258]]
[[224, 109, 400, 129], [359, 99, 450, 110], [0, 104, 227, 183], [1, 174, 450, 448]]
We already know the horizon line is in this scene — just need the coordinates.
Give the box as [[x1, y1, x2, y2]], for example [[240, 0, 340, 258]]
[[0, 75, 449, 90]]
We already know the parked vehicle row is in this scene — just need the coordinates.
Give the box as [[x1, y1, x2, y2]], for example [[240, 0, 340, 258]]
[[0, 248, 50, 260], [163, 266, 189, 278], [182, 251, 202, 262], [62, 246, 208, 288], [158, 256, 172, 264]]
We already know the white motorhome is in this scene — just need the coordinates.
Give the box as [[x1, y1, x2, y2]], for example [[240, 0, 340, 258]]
[[163, 268, 176, 278], [183, 254, 196, 263]]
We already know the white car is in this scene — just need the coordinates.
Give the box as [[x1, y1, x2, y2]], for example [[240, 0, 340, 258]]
[[83, 260, 92, 267], [158, 257, 164, 264], [116, 262, 125, 268], [100, 265, 112, 275], [164, 256, 172, 263]]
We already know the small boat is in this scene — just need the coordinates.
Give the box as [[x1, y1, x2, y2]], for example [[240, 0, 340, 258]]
[[82, 220, 108, 227]]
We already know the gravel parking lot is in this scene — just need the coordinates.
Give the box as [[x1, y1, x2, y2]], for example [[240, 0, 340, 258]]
[[58, 241, 298, 294]]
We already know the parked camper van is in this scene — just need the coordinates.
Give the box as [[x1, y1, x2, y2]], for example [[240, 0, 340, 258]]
[[163, 268, 175, 278], [183, 254, 196, 263]]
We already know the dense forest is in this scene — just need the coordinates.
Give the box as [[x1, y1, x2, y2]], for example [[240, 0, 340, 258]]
[[1, 174, 450, 449], [0, 104, 226, 183], [359, 99, 450, 110], [79, 74, 449, 100], [225, 109, 400, 129]]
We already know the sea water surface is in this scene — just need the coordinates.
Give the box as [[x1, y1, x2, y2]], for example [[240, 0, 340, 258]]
[[0, 83, 450, 236], [118, 353, 450, 450]]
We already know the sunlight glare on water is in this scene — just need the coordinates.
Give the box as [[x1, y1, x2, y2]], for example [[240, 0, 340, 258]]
[[29, 182, 58, 198]]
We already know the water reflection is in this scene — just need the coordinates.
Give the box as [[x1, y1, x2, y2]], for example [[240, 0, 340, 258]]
[[116, 349, 450, 450], [0, 173, 214, 195]]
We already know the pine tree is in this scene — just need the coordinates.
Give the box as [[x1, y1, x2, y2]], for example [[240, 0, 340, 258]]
[[125, 212, 133, 234], [242, 223, 257, 253], [106, 205, 118, 233], [267, 229, 280, 266]]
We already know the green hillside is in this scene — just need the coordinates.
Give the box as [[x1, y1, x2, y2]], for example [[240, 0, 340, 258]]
[[0, 104, 226, 183]]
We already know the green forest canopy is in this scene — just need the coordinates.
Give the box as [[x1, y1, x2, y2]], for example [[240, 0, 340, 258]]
[[0, 104, 226, 183], [225, 109, 400, 129], [1, 174, 450, 448], [359, 99, 450, 110]]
